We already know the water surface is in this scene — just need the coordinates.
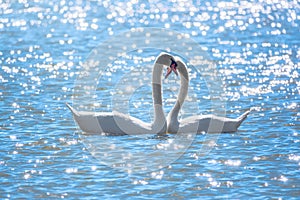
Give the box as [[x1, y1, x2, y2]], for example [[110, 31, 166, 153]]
[[0, 0, 299, 199]]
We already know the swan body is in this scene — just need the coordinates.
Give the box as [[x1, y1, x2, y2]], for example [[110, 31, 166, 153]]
[[67, 53, 174, 135], [166, 57, 250, 134], [168, 110, 250, 133], [66, 104, 159, 135]]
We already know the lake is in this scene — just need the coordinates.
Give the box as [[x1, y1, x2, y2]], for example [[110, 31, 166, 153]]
[[0, 0, 299, 199]]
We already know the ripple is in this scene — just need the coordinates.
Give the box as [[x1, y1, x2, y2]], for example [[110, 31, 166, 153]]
[[0, 0, 299, 199]]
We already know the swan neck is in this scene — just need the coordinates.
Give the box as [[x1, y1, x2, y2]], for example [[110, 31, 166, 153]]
[[169, 66, 189, 123], [152, 62, 165, 126]]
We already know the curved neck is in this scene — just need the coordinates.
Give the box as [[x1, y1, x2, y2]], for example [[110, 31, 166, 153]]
[[152, 62, 165, 126], [168, 65, 189, 124]]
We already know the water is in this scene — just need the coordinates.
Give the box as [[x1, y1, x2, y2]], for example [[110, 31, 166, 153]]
[[1, 0, 299, 199]]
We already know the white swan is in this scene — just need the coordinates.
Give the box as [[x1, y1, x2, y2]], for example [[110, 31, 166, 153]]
[[166, 57, 250, 133], [67, 53, 175, 135]]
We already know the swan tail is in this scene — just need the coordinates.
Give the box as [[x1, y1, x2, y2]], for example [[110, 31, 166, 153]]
[[66, 103, 80, 117], [236, 109, 251, 128]]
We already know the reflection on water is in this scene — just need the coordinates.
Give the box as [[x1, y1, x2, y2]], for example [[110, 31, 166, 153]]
[[1, 0, 299, 199], [81, 132, 197, 173]]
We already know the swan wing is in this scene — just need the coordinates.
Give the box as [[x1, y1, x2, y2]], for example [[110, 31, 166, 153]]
[[72, 110, 153, 135], [179, 112, 250, 133]]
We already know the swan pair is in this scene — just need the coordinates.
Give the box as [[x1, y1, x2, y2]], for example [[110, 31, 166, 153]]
[[67, 53, 250, 135]]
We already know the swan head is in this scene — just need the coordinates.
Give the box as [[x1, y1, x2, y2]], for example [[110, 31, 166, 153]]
[[156, 52, 174, 65], [155, 52, 176, 77]]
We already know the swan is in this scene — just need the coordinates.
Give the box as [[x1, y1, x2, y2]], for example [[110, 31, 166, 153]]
[[66, 53, 175, 135], [165, 57, 250, 133]]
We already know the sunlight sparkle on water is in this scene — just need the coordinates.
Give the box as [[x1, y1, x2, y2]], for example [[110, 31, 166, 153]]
[[0, 0, 299, 199], [224, 160, 242, 167]]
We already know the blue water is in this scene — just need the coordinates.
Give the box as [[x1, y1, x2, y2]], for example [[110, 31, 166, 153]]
[[1, 0, 299, 199]]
